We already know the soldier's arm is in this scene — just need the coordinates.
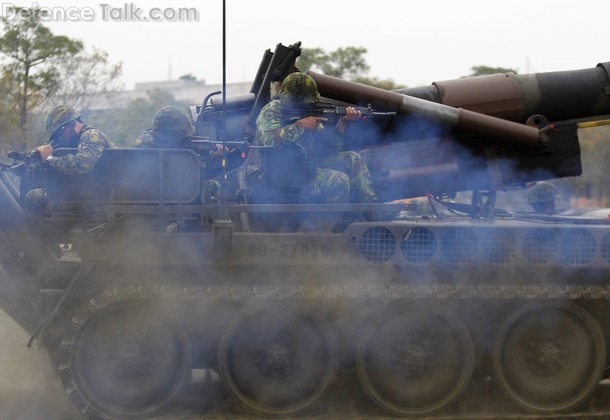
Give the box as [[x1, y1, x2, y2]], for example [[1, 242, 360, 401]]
[[256, 104, 307, 149], [48, 130, 109, 175], [319, 107, 362, 153], [134, 130, 155, 148]]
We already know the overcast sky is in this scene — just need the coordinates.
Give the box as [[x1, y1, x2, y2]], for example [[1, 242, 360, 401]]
[[2, 0, 609, 90]]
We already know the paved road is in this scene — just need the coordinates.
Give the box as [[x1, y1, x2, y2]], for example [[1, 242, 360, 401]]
[[0, 308, 81, 420]]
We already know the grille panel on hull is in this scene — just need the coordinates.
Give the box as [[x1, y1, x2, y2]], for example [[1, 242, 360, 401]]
[[560, 229, 596, 265], [400, 227, 437, 263], [602, 234, 610, 263], [441, 228, 478, 264], [357, 225, 606, 267], [359, 227, 396, 264], [483, 229, 517, 264], [523, 229, 558, 265]]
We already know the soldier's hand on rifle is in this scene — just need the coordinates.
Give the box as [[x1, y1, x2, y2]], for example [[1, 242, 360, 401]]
[[336, 107, 362, 134], [299, 116, 327, 130], [209, 143, 235, 159], [36, 144, 53, 161], [342, 107, 363, 122]]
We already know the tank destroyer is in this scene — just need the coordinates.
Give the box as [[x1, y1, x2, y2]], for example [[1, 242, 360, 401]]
[[1, 41, 610, 418]]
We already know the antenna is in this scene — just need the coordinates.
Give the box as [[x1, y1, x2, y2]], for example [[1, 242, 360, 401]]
[[221, 0, 227, 177], [215, 0, 230, 228]]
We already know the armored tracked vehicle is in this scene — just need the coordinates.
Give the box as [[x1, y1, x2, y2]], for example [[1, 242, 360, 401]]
[[1, 42, 610, 418]]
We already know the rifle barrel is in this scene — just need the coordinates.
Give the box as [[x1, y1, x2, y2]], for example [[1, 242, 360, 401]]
[[284, 104, 396, 119]]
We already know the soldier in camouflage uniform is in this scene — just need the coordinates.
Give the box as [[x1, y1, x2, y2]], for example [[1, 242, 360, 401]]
[[134, 105, 221, 203], [528, 181, 559, 214], [255, 72, 378, 206], [24, 104, 114, 216], [135, 105, 195, 148]]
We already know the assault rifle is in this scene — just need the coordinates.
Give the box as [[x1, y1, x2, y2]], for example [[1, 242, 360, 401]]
[[282, 101, 397, 123], [187, 137, 252, 177], [0, 150, 42, 175], [1, 133, 79, 173], [190, 137, 250, 153], [145, 137, 251, 156]]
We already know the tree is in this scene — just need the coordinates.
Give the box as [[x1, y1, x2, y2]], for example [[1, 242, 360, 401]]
[[298, 46, 369, 79], [296, 47, 326, 75], [0, 71, 23, 153], [353, 76, 404, 91], [297, 46, 404, 90], [324, 46, 369, 79], [47, 47, 123, 114], [466, 65, 519, 77], [0, 6, 82, 134]]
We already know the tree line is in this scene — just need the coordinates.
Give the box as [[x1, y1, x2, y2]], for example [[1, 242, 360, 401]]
[[0, 6, 194, 152]]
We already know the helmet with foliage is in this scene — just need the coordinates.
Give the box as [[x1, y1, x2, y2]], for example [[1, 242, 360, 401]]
[[152, 106, 195, 143], [45, 104, 81, 140], [528, 181, 559, 204], [279, 72, 320, 107]]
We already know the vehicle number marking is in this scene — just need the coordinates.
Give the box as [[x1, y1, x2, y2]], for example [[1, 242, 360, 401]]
[[248, 243, 329, 258]]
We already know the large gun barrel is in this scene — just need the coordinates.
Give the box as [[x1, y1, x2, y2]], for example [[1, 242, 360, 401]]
[[307, 62, 610, 201], [308, 71, 547, 148], [403, 62, 610, 123], [309, 61, 610, 132]]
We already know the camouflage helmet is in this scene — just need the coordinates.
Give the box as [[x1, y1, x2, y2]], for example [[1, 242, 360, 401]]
[[279, 72, 320, 107], [528, 181, 559, 204], [44, 104, 81, 140], [152, 106, 195, 143]]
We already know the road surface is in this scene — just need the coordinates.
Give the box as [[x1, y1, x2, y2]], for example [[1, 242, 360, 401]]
[[0, 308, 81, 419]]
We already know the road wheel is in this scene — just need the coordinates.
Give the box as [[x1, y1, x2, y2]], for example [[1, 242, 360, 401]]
[[493, 302, 606, 413], [357, 304, 474, 416], [69, 302, 191, 417], [218, 303, 338, 416]]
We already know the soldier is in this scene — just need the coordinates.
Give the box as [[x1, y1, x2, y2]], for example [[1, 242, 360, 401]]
[[134, 105, 222, 203], [528, 181, 559, 214], [24, 104, 114, 216], [255, 72, 379, 211], [135, 105, 196, 148]]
